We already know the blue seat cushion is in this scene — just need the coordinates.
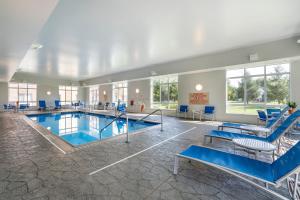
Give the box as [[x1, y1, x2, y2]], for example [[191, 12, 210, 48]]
[[179, 105, 188, 112], [209, 130, 266, 141], [221, 122, 243, 128], [179, 145, 275, 183]]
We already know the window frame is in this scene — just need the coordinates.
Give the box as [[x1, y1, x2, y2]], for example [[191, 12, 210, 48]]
[[150, 75, 178, 110], [226, 63, 290, 115], [89, 86, 99, 105], [112, 81, 128, 105], [59, 85, 78, 105], [8, 82, 37, 106]]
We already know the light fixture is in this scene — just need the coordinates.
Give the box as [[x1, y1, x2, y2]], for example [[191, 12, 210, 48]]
[[31, 43, 43, 50], [103, 90, 106, 95], [135, 88, 140, 94], [46, 91, 51, 95], [297, 39, 300, 44], [195, 84, 203, 91]]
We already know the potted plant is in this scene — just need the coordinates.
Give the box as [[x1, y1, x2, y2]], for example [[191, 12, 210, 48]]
[[287, 101, 297, 114]]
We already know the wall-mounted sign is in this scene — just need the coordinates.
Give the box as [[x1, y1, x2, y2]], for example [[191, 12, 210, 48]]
[[189, 92, 209, 105]]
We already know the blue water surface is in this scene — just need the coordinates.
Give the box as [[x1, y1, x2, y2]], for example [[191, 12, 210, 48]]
[[27, 112, 158, 146]]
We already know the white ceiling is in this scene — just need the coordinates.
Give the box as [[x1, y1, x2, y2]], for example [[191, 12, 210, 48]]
[[0, 0, 59, 82], [4, 0, 300, 81]]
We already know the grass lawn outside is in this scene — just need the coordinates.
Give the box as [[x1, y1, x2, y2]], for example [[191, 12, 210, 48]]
[[226, 102, 284, 115]]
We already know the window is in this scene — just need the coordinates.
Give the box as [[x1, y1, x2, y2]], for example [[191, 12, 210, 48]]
[[89, 86, 99, 105], [8, 83, 37, 106], [151, 75, 178, 109], [59, 86, 78, 105], [112, 81, 128, 105], [226, 63, 290, 115]]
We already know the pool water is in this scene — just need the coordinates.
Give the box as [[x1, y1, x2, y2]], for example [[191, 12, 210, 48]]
[[27, 112, 158, 146]]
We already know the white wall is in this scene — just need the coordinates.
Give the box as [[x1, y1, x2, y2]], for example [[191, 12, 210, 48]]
[[0, 82, 8, 105], [178, 70, 257, 123], [128, 79, 151, 108], [0, 72, 85, 107]]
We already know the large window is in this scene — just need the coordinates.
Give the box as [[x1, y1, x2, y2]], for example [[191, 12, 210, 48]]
[[59, 86, 78, 105], [112, 81, 128, 105], [8, 83, 37, 106], [226, 63, 290, 115], [151, 75, 178, 109], [89, 86, 99, 105]]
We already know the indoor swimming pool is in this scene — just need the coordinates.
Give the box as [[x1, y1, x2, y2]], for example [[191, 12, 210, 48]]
[[27, 112, 158, 146]]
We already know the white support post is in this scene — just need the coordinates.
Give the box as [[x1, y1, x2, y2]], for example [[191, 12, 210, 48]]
[[173, 156, 179, 175]]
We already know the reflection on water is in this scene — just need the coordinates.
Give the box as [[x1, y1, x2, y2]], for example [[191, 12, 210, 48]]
[[28, 112, 157, 146]]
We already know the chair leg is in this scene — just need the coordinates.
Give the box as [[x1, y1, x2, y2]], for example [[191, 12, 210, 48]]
[[294, 173, 299, 199], [173, 156, 179, 175]]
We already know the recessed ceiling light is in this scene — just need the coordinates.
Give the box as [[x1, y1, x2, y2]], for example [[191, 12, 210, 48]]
[[31, 43, 43, 50], [297, 39, 300, 44]]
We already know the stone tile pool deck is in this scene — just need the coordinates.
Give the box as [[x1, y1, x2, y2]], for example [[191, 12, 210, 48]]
[[0, 110, 294, 200]]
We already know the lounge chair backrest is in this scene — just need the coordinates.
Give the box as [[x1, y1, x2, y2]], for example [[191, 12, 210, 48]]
[[257, 110, 267, 121], [266, 108, 281, 116], [266, 110, 300, 143], [272, 141, 300, 182], [39, 100, 46, 108], [204, 106, 214, 114], [179, 105, 188, 112], [55, 100, 61, 107]]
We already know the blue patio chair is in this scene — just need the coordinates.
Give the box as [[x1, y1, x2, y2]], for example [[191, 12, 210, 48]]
[[201, 105, 215, 121], [117, 103, 127, 113], [54, 100, 62, 109], [174, 141, 300, 199], [3, 104, 12, 111], [38, 100, 47, 111], [19, 104, 28, 112], [205, 110, 300, 149], [177, 105, 189, 118]]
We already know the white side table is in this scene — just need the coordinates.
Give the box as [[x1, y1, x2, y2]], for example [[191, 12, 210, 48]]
[[192, 110, 202, 120], [233, 138, 276, 161], [239, 125, 270, 137]]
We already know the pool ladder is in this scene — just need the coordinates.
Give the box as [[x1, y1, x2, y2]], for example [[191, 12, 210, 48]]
[[99, 112, 130, 143], [136, 109, 163, 132]]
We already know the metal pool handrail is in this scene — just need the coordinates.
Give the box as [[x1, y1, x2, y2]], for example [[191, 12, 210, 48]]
[[137, 109, 163, 131], [99, 112, 129, 143]]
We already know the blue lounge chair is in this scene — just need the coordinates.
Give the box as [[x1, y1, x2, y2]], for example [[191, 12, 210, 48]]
[[206, 110, 300, 146], [201, 105, 215, 121], [174, 141, 300, 199], [177, 105, 189, 118], [38, 100, 47, 111], [54, 100, 62, 109], [267, 108, 281, 118], [257, 110, 268, 124]]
